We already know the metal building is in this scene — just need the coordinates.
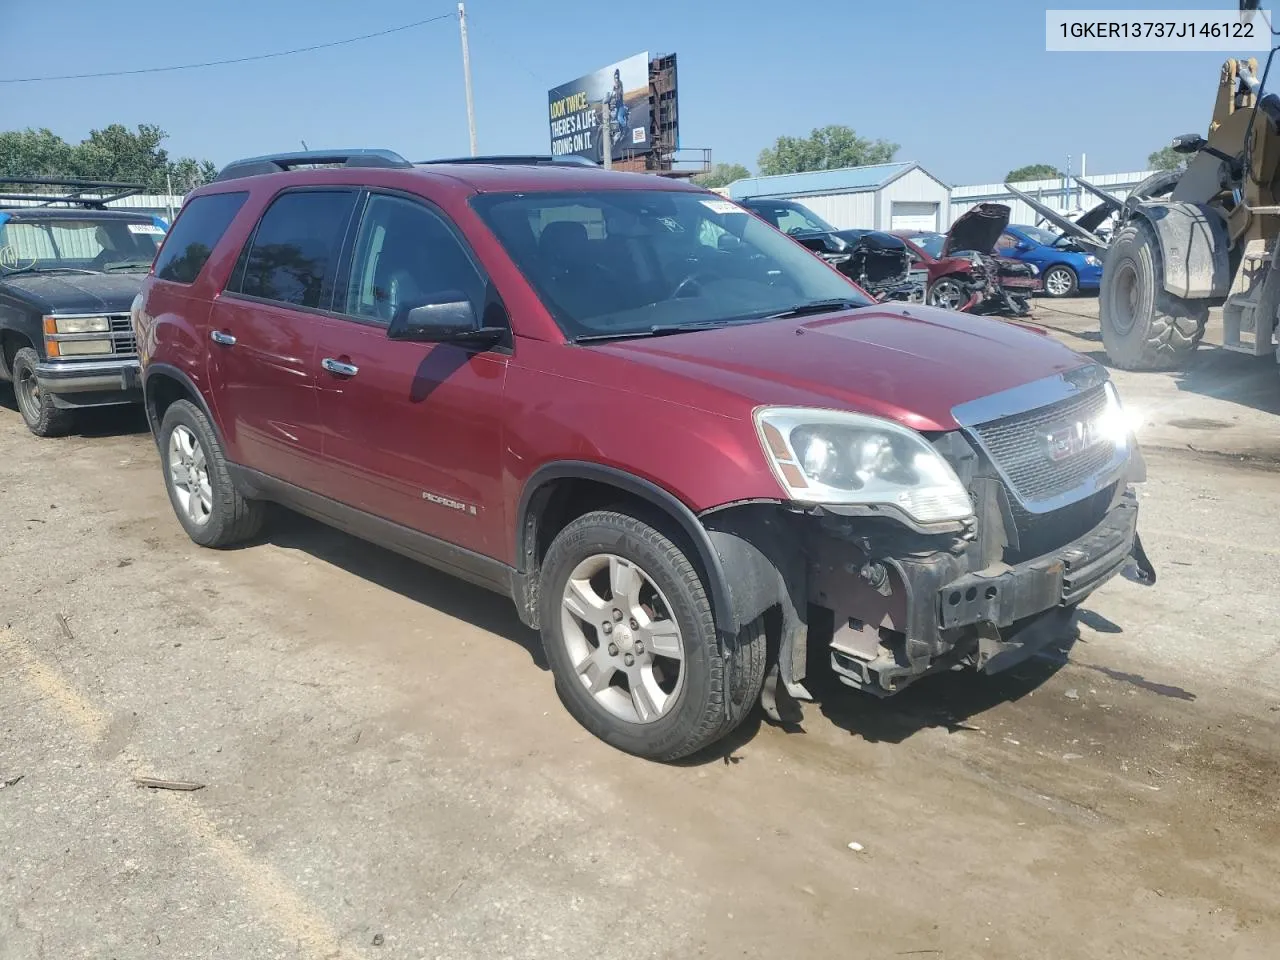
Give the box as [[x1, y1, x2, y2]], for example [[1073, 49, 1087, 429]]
[[726, 162, 951, 232]]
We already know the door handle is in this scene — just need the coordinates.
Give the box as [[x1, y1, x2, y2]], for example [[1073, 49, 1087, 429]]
[[210, 330, 236, 346], [321, 357, 359, 377]]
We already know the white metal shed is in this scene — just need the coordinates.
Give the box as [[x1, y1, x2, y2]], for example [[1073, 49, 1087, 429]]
[[726, 162, 951, 232]]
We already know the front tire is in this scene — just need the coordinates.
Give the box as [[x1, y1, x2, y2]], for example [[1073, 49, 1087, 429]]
[[1100, 221, 1209, 370], [927, 277, 968, 311], [1041, 264, 1079, 298], [539, 508, 766, 761], [12, 347, 74, 438], [158, 399, 264, 547]]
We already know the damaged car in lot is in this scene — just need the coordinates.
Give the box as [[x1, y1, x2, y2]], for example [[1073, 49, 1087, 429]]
[[738, 197, 925, 302], [894, 203, 1041, 316], [134, 151, 1154, 761]]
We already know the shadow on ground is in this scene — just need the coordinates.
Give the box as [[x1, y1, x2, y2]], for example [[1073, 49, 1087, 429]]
[[253, 506, 547, 672], [0, 385, 150, 438]]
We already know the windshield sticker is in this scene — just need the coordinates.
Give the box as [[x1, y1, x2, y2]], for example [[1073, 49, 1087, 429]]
[[700, 199, 741, 216], [127, 223, 165, 236]]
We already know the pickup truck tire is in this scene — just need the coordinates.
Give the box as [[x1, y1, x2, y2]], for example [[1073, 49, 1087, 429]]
[[12, 347, 74, 438], [158, 399, 264, 548], [540, 508, 766, 761], [1100, 220, 1208, 370]]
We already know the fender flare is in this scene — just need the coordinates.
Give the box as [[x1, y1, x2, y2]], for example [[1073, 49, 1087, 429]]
[[514, 461, 741, 634], [141, 363, 225, 449], [1127, 201, 1232, 299]]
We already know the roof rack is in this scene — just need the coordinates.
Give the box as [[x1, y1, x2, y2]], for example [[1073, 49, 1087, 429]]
[[419, 154, 600, 168], [213, 149, 413, 183], [0, 176, 147, 209]]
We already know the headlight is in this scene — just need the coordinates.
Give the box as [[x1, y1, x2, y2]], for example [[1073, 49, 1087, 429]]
[[754, 407, 974, 524], [49, 315, 110, 334], [1084, 255, 1101, 267], [54, 339, 113, 356], [1027, 264, 1040, 275]]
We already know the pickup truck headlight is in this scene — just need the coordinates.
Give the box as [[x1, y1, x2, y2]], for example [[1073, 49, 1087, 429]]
[[47, 316, 110, 334], [754, 407, 974, 524]]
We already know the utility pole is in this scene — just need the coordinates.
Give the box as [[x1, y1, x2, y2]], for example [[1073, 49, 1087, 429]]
[[458, 3, 478, 156], [165, 172, 175, 224], [601, 106, 612, 169]]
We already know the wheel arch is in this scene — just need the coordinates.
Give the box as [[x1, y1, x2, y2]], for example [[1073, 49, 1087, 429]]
[[142, 363, 225, 449], [0, 328, 34, 380], [513, 462, 740, 635], [1125, 201, 1232, 299]]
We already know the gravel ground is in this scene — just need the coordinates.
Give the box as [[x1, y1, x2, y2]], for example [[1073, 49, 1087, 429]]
[[2, 300, 1279, 960]]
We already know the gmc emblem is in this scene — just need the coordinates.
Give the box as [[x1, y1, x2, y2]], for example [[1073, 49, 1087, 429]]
[[1043, 420, 1103, 462]]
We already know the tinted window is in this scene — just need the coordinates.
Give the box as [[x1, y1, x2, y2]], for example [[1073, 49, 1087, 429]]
[[239, 191, 356, 309], [344, 194, 484, 324], [154, 192, 247, 284]]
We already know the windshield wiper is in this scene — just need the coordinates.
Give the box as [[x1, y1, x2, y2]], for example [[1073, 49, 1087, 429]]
[[574, 320, 736, 343], [102, 260, 153, 272], [0, 265, 102, 276], [764, 298, 862, 320]]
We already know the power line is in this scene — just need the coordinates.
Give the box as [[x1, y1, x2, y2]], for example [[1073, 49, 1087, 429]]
[[0, 13, 456, 84]]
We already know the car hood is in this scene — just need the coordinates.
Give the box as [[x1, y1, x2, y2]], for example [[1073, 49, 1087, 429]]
[[1, 272, 146, 314], [941, 203, 1010, 258], [592, 304, 1089, 432]]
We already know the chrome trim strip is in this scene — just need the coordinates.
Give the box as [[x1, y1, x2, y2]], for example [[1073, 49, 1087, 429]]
[[950, 362, 1108, 428], [951, 363, 1131, 515]]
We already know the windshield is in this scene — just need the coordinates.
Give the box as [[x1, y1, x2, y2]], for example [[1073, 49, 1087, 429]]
[[744, 199, 837, 235], [1015, 225, 1060, 247], [472, 190, 869, 339], [911, 233, 946, 258], [0, 217, 165, 273]]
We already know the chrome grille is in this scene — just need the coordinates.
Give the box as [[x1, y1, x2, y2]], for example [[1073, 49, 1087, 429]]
[[109, 315, 137, 357], [971, 386, 1113, 504]]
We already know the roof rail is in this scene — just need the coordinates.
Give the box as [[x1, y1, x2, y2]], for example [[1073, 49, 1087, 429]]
[[419, 154, 600, 168], [0, 176, 147, 209], [213, 149, 412, 183]]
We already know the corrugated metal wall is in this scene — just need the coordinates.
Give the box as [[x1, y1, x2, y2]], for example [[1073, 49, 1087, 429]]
[[792, 191, 877, 230]]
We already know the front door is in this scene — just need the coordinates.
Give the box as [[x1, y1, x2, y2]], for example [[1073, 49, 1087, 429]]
[[206, 189, 358, 490], [311, 192, 510, 559]]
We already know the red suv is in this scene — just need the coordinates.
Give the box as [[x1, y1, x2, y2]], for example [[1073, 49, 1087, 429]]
[[134, 150, 1155, 761]]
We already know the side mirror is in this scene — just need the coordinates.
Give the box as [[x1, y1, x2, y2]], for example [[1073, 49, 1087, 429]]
[[386, 292, 502, 346], [1016, 240, 1034, 251]]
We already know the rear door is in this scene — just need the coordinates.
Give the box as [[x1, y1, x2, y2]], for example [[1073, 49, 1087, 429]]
[[309, 191, 510, 558], [206, 189, 358, 490]]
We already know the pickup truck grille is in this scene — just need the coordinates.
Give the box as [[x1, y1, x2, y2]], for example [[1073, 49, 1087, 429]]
[[109, 315, 137, 357], [971, 385, 1113, 505]]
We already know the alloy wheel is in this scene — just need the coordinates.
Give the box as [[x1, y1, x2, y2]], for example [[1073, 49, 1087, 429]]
[[929, 279, 966, 310], [559, 553, 685, 724], [1044, 266, 1074, 297], [168, 425, 213, 526]]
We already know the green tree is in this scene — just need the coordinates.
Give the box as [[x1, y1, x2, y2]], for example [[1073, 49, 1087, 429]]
[[0, 124, 216, 192], [692, 162, 751, 189], [757, 125, 898, 176], [1006, 163, 1063, 183], [1148, 145, 1185, 172]]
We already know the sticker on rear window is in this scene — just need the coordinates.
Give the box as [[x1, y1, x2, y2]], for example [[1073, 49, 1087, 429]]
[[700, 199, 740, 215], [127, 223, 165, 236]]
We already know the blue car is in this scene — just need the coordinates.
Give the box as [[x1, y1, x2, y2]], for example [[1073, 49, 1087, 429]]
[[996, 224, 1104, 298]]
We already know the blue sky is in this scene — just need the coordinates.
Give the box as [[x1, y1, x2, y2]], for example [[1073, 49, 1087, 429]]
[[1, 0, 1267, 185]]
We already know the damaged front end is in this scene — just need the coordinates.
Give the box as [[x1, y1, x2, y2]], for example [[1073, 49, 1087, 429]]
[[701, 365, 1154, 706], [827, 230, 924, 304], [939, 202, 1039, 317]]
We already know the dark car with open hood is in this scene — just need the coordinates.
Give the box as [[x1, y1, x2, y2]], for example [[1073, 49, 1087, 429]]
[[133, 150, 1154, 761], [737, 197, 925, 303], [0, 178, 167, 436]]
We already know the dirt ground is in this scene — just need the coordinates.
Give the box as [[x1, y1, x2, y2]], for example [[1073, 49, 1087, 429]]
[[2, 299, 1279, 960]]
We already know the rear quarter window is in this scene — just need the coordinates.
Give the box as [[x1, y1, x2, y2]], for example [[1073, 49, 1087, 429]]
[[154, 192, 249, 284]]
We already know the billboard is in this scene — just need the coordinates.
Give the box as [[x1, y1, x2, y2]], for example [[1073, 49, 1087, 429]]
[[547, 52, 651, 164]]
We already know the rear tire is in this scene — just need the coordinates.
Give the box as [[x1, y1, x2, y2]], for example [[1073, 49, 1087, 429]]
[[539, 508, 766, 761], [158, 399, 264, 547], [1100, 220, 1209, 370], [12, 347, 74, 438]]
